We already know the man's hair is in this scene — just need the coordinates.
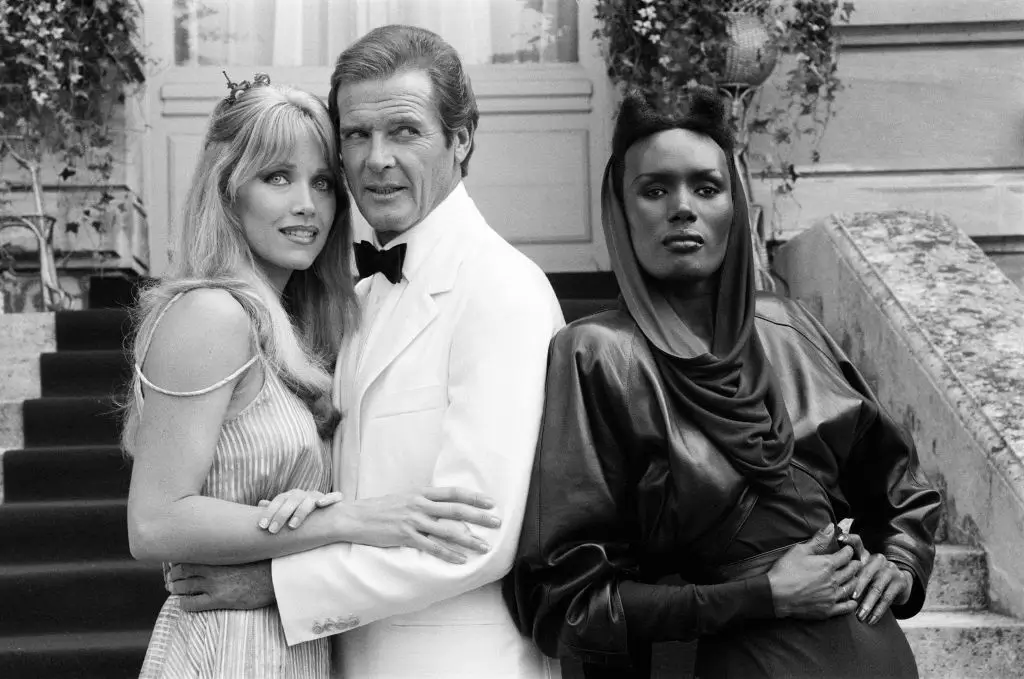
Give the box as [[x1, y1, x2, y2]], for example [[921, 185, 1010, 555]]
[[328, 24, 479, 177], [611, 87, 735, 200]]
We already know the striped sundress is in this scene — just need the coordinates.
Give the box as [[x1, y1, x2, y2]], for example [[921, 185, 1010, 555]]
[[136, 291, 332, 678]]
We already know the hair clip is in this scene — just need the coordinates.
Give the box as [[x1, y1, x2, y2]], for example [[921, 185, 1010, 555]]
[[222, 71, 272, 105]]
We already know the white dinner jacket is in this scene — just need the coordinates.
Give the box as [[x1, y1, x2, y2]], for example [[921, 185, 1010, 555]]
[[273, 183, 564, 678]]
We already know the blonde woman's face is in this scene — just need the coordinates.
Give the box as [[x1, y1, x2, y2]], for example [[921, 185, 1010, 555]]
[[235, 134, 336, 290]]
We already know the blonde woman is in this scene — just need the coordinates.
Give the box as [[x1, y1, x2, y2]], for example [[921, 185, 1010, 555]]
[[124, 75, 500, 678]]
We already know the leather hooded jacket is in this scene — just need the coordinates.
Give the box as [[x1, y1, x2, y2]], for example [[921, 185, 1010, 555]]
[[504, 294, 941, 667]]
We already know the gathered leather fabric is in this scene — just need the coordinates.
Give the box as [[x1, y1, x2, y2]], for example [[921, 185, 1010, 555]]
[[504, 295, 942, 674]]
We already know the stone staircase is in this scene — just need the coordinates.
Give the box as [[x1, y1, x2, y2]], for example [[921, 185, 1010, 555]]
[[0, 288, 162, 678], [775, 214, 1024, 679], [925, 239, 1024, 675], [905, 544, 1024, 677]]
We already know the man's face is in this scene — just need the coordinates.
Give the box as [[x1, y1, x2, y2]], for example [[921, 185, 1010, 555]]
[[336, 70, 471, 243]]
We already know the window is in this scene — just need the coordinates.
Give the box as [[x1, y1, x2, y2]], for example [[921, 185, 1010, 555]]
[[172, 0, 579, 67]]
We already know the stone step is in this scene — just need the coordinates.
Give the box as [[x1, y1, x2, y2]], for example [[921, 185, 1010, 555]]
[[0, 499, 132, 564], [926, 544, 987, 611], [901, 610, 1024, 679], [0, 629, 149, 679], [0, 559, 164, 636], [2, 445, 131, 503], [0, 354, 40, 402], [40, 349, 130, 398], [0, 313, 55, 356], [0, 399, 23, 454]]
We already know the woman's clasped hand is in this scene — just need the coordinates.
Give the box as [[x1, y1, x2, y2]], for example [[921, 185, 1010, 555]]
[[767, 523, 914, 625], [838, 530, 915, 625], [767, 524, 860, 620]]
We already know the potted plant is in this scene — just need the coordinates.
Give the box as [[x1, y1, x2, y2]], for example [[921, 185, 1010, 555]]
[[593, 0, 854, 290], [0, 0, 148, 311]]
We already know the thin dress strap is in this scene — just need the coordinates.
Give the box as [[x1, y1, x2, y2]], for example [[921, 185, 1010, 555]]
[[135, 290, 260, 398]]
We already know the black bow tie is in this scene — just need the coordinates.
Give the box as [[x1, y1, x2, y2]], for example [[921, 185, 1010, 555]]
[[354, 240, 407, 284]]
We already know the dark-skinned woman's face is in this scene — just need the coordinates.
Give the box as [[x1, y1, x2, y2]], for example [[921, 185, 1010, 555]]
[[622, 129, 733, 285]]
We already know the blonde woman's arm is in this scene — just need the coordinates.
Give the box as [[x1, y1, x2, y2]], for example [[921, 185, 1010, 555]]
[[127, 288, 496, 566]]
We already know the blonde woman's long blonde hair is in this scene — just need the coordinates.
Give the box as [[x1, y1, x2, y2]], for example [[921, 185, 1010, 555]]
[[122, 82, 356, 452]]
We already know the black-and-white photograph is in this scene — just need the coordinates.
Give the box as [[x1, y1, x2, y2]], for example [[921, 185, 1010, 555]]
[[0, 0, 1022, 677]]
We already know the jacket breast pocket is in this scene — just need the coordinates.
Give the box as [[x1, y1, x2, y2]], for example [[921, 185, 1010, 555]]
[[372, 385, 446, 419]]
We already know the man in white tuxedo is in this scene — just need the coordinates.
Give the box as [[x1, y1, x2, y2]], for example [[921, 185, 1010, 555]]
[[170, 24, 563, 678]]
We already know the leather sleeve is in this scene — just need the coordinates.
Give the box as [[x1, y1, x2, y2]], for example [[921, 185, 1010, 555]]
[[504, 321, 777, 670], [790, 302, 942, 618], [619, 576, 775, 642]]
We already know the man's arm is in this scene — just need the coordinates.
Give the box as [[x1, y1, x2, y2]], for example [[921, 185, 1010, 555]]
[[273, 262, 564, 645]]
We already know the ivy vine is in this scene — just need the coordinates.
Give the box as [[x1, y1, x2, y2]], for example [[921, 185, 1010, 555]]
[[593, 0, 854, 209], [1, 0, 149, 303]]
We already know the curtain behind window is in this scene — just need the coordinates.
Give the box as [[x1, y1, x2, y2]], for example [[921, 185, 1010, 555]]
[[174, 0, 578, 67]]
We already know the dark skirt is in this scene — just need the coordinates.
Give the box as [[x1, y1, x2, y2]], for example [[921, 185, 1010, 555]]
[[694, 608, 918, 679]]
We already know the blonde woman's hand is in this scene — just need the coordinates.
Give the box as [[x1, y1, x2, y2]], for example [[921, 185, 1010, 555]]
[[344, 487, 502, 565], [257, 489, 345, 534]]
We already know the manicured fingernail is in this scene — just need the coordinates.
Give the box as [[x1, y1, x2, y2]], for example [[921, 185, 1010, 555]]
[[269, 521, 279, 534], [258, 519, 269, 529], [476, 540, 491, 552], [858, 609, 867, 621], [489, 516, 501, 527], [289, 518, 299, 528]]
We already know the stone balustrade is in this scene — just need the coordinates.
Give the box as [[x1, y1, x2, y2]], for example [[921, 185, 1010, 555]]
[[775, 211, 1024, 618]]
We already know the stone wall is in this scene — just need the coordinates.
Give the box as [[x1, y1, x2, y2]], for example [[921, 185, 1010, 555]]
[[774, 211, 1024, 617], [0, 312, 56, 502]]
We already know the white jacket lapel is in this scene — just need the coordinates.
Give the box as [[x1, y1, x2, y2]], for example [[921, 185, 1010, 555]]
[[353, 227, 465, 406], [355, 280, 437, 402], [339, 198, 477, 499]]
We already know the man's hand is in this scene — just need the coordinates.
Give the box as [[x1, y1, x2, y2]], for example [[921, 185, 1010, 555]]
[[166, 562, 275, 612], [838, 531, 914, 625], [767, 523, 861, 620]]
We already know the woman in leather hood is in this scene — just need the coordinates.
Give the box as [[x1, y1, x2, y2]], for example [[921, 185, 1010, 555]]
[[504, 88, 941, 679]]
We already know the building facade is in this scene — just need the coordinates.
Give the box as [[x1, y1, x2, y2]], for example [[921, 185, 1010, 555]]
[[123, 0, 1024, 277]]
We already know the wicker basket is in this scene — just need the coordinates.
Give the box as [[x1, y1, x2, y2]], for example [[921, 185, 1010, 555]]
[[721, 12, 778, 88]]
